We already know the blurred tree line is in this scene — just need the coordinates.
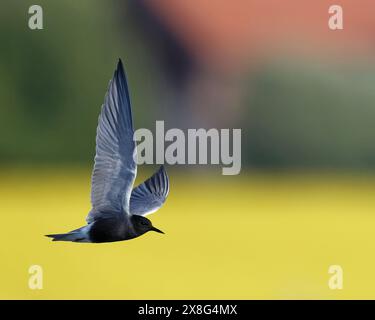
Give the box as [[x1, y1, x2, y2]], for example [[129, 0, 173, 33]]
[[244, 60, 375, 169], [1, 1, 375, 170], [0, 1, 165, 165]]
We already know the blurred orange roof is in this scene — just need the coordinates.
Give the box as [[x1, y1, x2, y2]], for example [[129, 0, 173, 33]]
[[145, 0, 375, 70]]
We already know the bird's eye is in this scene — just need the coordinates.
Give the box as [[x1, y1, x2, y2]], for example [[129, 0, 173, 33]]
[[141, 221, 148, 226]]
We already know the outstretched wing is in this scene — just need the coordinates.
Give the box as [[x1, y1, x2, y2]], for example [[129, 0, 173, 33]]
[[130, 166, 169, 216], [87, 59, 137, 223]]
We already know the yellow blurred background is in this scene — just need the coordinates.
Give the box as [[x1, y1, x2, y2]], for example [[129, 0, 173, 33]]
[[1, 168, 375, 299]]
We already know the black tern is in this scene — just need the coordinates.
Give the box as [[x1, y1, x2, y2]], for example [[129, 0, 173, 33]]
[[46, 60, 169, 243]]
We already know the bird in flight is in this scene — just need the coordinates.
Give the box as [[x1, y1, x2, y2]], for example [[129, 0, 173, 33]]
[[46, 60, 169, 243]]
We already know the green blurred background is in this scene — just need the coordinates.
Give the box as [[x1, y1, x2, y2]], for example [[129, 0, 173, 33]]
[[2, 0, 375, 169], [2, 0, 375, 299]]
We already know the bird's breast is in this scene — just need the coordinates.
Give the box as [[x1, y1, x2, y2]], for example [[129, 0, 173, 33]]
[[89, 217, 132, 243]]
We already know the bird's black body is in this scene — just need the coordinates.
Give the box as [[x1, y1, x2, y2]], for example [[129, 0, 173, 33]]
[[87, 215, 163, 243], [46, 60, 169, 244], [89, 217, 129, 243]]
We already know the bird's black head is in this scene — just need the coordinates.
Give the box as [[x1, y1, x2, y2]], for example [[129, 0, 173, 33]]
[[131, 215, 164, 235]]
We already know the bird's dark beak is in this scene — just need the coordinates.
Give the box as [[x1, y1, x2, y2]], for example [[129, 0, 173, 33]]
[[151, 226, 164, 234]]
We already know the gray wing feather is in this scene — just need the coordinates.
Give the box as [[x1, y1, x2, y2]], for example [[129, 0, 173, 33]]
[[87, 60, 137, 223], [130, 166, 169, 216]]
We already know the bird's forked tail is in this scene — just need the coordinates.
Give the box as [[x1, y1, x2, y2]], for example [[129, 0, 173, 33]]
[[45, 226, 90, 242]]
